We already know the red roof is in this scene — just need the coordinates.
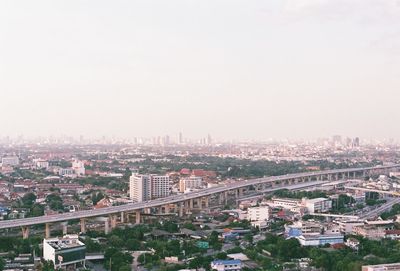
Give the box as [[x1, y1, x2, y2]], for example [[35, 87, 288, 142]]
[[180, 168, 191, 175], [385, 230, 400, 235], [331, 243, 346, 249]]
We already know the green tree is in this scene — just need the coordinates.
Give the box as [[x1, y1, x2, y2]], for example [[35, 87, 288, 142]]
[[118, 265, 131, 271], [126, 239, 141, 251], [21, 192, 37, 207], [209, 231, 219, 245], [109, 235, 123, 247], [31, 203, 44, 217], [91, 191, 105, 205], [0, 257, 5, 271], [46, 194, 64, 211]]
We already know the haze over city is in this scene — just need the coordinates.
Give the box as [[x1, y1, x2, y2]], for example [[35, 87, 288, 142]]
[[1, 0, 400, 140], [4, 2, 400, 271]]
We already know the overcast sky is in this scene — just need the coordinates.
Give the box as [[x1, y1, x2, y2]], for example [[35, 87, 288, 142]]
[[1, 0, 400, 140]]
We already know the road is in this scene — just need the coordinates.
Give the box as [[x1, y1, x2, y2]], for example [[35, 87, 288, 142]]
[[359, 197, 400, 219], [236, 180, 329, 201], [0, 164, 398, 230]]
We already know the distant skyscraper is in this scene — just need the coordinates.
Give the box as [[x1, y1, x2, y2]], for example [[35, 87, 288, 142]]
[[179, 132, 183, 144], [332, 135, 342, 144], [353, 137, 360, 147], [345, 137, 352, 147], [207, 134, 212, 145], [162, 135, 170, 146]]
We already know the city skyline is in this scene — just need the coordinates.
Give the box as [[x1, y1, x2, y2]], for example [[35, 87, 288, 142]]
[[1, 0, 400, 140]]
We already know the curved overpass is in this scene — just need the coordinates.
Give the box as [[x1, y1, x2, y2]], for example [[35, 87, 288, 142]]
[[0, 164, 398, 230]]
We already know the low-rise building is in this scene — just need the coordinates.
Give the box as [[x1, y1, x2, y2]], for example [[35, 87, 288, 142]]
[[302, 198, 332, 213], [353, 220, 395, 240], [1, 156, 19, 166], [345, 237, 360, 250], [43, 235, 86, 269], [271, 198, 301, 210], [362, 262, 400, 271], [296, 234, 344, 246], [211, 259, 242, 271], [336, 220, 364, 234], [35, 159, 50, 170], [285, 221, 322, 237], [179, 176, 203, 193]]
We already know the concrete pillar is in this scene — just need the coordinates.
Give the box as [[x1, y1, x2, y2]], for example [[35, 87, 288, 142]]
[[21, 226, 29, 239], [189, 199, 194, 209], [204, 197, 209, 208], [105, 219, 110, 234], [45, 223, 51, 238], [135, 210, 141, 224], [218, 193, 224, 205], [238, 188, 243, 197], [164, 204, 170, 214], [110, 215, 117, 229], [80, 218, 86, 234], [353, 172, 356, 178], [120, 212, 125, 224], [61, 222, 68, 235], [179, 202, 184, 217]]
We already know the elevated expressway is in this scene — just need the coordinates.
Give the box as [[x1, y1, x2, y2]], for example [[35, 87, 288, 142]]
[[0, 164, 398, 238]]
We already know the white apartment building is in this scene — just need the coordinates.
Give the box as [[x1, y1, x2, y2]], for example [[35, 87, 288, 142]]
[[35, 159, 50, 170], [130, 174, 151, 202], [1, 156, 19, 166], [130, 174, 170, 202], [271, 198, 301, 208], [179, 176, 203, 193], [247, 205, 271, 222], [72, 160, 85, 176], [302, 198, 332, 213]]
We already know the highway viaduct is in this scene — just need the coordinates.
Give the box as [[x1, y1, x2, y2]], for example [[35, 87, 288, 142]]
[[0, 164, 398, 239]]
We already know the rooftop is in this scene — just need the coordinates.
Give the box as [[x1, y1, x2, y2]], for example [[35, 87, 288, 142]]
[[44, 235, 84, 250], [211, 259, 242, 265]]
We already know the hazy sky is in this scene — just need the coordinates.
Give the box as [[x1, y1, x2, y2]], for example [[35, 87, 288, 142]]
[[1, 0, 400, 140]]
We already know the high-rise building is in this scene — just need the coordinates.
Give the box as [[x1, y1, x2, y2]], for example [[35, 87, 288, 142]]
[[207, 134, 212, 145], [353, 137, 360, 147], [179, 132, 183, 144], [130, 174, 170, 202], [130, 174, 151, 202], [332, 135, 342, 145], [151, 175, 170, 199]]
